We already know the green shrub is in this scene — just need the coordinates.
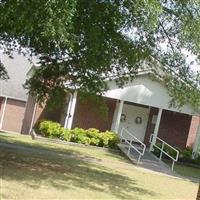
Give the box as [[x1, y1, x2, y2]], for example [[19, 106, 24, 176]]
[[62, 128, 71, 142], [178, 148, 200, 164], [86, 128, 101, 146], [38, 120, 62, 138], [179, 148, 193, 162], [86, 128, 100, 138], [108, 131, 120, 148], [152, 143, 200, 164], [152, 143, 162, 157], [152, 143, 178, 160], [78, 136, 91, 145], [194, 155, 200, 164], [163, 145, 178, 159], [38, 121, 119, 148], [90, 137, 101, 146], [70, 128, 87, 143], [101, 131, 120, 148]]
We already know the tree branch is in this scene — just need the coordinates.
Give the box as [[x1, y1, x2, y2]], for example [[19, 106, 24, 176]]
[[159, 20, 175, 54]]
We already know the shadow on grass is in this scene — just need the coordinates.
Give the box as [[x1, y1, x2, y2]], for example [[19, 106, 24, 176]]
[[0, 134, 129, 163], [0, 134, 156, 200]]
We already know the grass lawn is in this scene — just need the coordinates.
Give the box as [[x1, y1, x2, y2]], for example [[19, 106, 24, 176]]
[[0, 132, 199, 200], [164, 160, 200, 179]]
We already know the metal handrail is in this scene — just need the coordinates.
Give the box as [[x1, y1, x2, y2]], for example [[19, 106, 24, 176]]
[[150, 134, 179, 171], [120, 127, 146, 163]]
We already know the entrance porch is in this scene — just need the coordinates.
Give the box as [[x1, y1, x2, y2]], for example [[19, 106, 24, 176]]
[[109, 99, 199, 171], [111, 100, 196, 150]]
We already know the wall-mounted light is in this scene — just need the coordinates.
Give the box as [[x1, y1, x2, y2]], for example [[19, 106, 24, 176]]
[[120, 114, 126, 122], [135, 116, 142, 124]]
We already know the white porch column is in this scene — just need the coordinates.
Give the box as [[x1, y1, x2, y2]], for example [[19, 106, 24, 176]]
[[64, 93, 73, 129], [149, 108, 163, 151], [66, 91, 77, 129], [111, 101, 119, 131], [0, 97, 7, 130], [112, 100, 124, 133], [192, 120, 200, 157]]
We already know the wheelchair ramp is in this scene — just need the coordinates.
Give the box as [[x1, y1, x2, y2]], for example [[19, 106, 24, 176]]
[[118, 143, 180, 177]]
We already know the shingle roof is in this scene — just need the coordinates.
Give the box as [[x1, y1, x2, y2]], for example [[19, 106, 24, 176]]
[[0, 52, 34, 101]]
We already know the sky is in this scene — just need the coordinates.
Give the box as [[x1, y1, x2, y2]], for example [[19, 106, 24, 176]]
[[182, 49, 199, 72]]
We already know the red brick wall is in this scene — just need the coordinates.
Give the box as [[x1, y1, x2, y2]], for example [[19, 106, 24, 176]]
[[144, 107, 192, 148], [158, 110, 192, 148], [33, 104, 45, 125], [186, 116, 200, 148], [2, 98, 26, 133], [21, 94, 66, 134], [0, 97, 3, 111], [72, 97, 117, 131], [32, 103, 64, 128]]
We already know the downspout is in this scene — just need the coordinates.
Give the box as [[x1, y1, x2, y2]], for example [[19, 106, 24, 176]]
[[0, 96, 7, 130]]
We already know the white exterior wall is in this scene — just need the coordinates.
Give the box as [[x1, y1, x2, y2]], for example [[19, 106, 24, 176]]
[[119, 104, 150, 142], [104, 75, 196, 116]]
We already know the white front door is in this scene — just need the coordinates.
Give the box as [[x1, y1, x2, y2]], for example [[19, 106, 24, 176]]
[[119, 103, 150, 142]]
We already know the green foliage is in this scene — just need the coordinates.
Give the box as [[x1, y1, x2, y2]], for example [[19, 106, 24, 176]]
[[38, 121, 119, 148], [101, 131, 120, 148], [70, 128, 89, 144], [153, 144, 200, 164], [0, 62, 9, 80], [153, 143, 177, 159], [38, 120, 62, 138], [152, 143, 162, 157], [62, 129, 71, 142], [179, 148, 193, 162], [86, 128, 101, 146], [164, 145, 178, 160], [1, 1, 200, 111], [179, 148, 200, 164]]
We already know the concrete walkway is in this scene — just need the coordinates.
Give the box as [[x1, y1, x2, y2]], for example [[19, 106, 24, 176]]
[[118, 143, 186, 179]]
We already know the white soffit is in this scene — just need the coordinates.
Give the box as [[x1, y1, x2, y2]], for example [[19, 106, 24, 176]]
[[104, 75, 197, 116]]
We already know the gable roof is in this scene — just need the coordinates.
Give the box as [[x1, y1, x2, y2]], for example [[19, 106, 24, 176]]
[[0, 52, 34, 101], [104, 73, 198, 116]]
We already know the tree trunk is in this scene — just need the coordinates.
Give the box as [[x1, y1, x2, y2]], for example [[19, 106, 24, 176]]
[[197, 183, 200, 200]]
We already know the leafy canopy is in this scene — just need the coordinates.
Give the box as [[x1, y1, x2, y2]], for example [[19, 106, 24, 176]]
[[1, 0, 200, 110]]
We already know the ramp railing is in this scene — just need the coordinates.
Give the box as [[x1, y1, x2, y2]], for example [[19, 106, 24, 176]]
[[150, 134, 179, 170], [120, 127, 146, 163]]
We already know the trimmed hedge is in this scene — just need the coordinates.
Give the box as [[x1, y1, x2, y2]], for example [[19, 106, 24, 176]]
[[38, 120, 119, 148]]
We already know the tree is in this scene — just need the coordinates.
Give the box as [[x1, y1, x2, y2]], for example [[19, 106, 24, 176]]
[[0, 0, 200, 109], [197, 184, 200, 200], [1, 1, 200, 197]]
